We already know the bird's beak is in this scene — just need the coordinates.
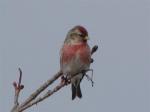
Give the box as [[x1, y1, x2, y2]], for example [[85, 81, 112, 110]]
[[84, 36, 89, 40]]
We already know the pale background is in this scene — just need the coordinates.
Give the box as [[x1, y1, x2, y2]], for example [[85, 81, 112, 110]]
[[0, 0, 150, 112]]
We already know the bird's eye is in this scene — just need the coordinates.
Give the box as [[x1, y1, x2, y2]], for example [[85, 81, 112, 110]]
[[70, 33, 77, 36], [70, 32, 84, 37]]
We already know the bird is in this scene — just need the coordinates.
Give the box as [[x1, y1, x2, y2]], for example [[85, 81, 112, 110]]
[[60, 25, 91, 100]]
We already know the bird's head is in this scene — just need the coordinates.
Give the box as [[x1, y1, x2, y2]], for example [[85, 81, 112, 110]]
[[65, 25, 89, 44]]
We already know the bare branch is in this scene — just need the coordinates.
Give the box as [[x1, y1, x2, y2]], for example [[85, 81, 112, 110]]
[[11, 68, 24, 112], [19, 68, 94, 111], [18, 68, 22, 86], [19, 71, 62, 109], [19, 82, 66, 112], [91, 45, 98, 55], [11, 45, 98, 112]]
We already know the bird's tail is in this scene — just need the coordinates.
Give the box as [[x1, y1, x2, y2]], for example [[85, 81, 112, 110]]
[[72, 84, 82, 100]]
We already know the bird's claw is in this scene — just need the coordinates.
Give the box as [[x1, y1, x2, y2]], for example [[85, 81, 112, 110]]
[[61, 76, 70, 85]]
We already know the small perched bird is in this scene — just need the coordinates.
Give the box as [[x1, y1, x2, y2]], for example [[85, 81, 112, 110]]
[[60, 25, 91, 100]]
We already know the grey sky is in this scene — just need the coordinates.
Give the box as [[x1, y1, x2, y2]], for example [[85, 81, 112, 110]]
[[0, 0, 150, 112]]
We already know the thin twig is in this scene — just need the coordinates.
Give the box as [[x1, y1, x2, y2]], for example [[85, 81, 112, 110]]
[[11, 68, 24, 112], [91, 45, 98, 55], [85, 69, 94, 87], [19, 82, 66, 112], [19, 71, 62, 109], [18, 68, 22, 86]]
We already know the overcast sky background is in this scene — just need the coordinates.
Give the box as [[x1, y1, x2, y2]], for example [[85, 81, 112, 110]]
[[0, 0, 150, 112]]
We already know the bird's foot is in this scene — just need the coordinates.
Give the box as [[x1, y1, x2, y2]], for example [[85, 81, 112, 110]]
[[61, 76, 70, 85]]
